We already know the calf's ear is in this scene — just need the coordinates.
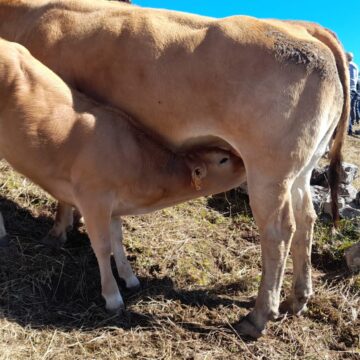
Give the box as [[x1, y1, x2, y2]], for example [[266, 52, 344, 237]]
[[191, 164, 207, 191]]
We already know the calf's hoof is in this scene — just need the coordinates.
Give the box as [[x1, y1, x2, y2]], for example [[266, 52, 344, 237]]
[[0, 235, 10, 247], [235, 314, 266, 339]]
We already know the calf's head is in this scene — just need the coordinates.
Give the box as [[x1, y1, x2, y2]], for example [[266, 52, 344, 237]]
[[184, 148, 246, 195]]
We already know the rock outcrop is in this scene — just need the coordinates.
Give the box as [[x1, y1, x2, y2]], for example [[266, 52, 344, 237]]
[[310, 163, 360, 220]]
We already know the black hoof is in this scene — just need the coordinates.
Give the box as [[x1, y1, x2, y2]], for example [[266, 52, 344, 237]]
[[126, 282, 141, 293], [234, 314, 265, 339]]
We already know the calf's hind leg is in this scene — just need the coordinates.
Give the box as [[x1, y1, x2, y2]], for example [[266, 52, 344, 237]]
[[110, 216, 140, 290], [42, 202, 83, 248], [42, 202, 73, 247]]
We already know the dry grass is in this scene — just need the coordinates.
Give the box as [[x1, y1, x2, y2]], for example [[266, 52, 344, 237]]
[[0, 134, 359, 359], [343, 124, 360, 189]]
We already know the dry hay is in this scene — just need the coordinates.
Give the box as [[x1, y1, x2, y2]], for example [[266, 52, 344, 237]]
[[0, 130, 359, 359]]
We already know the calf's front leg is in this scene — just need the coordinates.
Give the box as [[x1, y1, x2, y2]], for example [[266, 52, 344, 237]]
[[42, 202, 83, 248], [78, 196, 124, 312]]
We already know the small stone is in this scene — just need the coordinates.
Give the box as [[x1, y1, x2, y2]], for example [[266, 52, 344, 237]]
[[339, 184, 358, 203], [339, 162, 359, 185], [311, 185, 328, 214], [345, 242, 360, 273], [323, 162, 358, 185], [356, 191, 360, 206], [339, 206, 360, 220], [311, 167, 328, 187], [323, 196, 346, 216]]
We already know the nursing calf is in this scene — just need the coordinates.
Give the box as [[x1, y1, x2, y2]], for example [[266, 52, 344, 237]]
[[0, 38, 245, 310]]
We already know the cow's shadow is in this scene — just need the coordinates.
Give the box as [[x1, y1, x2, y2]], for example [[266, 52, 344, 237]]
[[207, 189, 252, 218], [0, 196, 253, 335], [0, 193, 351, 337]]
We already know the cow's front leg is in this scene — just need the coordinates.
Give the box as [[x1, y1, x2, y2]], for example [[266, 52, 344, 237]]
[[110, 216, 140, 290], [235, 178, 295, 338], [42, 202, 73, 247], [79, 196, 124, 312]]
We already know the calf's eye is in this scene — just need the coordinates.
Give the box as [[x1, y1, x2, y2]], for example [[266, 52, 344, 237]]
[[219, 157, 229, 164]]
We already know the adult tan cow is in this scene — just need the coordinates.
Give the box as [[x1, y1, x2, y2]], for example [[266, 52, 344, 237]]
[[0, 37, 246, 314], [0, 0, 349, 338]]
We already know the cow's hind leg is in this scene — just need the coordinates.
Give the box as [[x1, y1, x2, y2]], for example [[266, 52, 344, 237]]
[[110, 216, 140, 290], [235, 174, 296, 338], [280, 173, 316, 315]]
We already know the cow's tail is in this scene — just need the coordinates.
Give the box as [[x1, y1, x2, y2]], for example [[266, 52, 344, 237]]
[[295, 22, 350, 227]]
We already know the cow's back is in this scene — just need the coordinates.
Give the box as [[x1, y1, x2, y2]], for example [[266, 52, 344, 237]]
[[0, 0, 340, 149]]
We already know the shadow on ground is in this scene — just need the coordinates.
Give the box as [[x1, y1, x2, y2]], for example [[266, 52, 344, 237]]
[[0, 196, 254, 335], [0, 193, 351, 338], [207, 189, 252, 218]]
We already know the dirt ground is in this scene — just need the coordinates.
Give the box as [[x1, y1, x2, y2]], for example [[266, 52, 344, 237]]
[[0, 130, 359, 359]]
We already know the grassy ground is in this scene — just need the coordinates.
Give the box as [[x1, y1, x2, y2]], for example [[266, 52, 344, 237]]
[[344, 130, 360, 189], [0, 132, 359, 359]]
